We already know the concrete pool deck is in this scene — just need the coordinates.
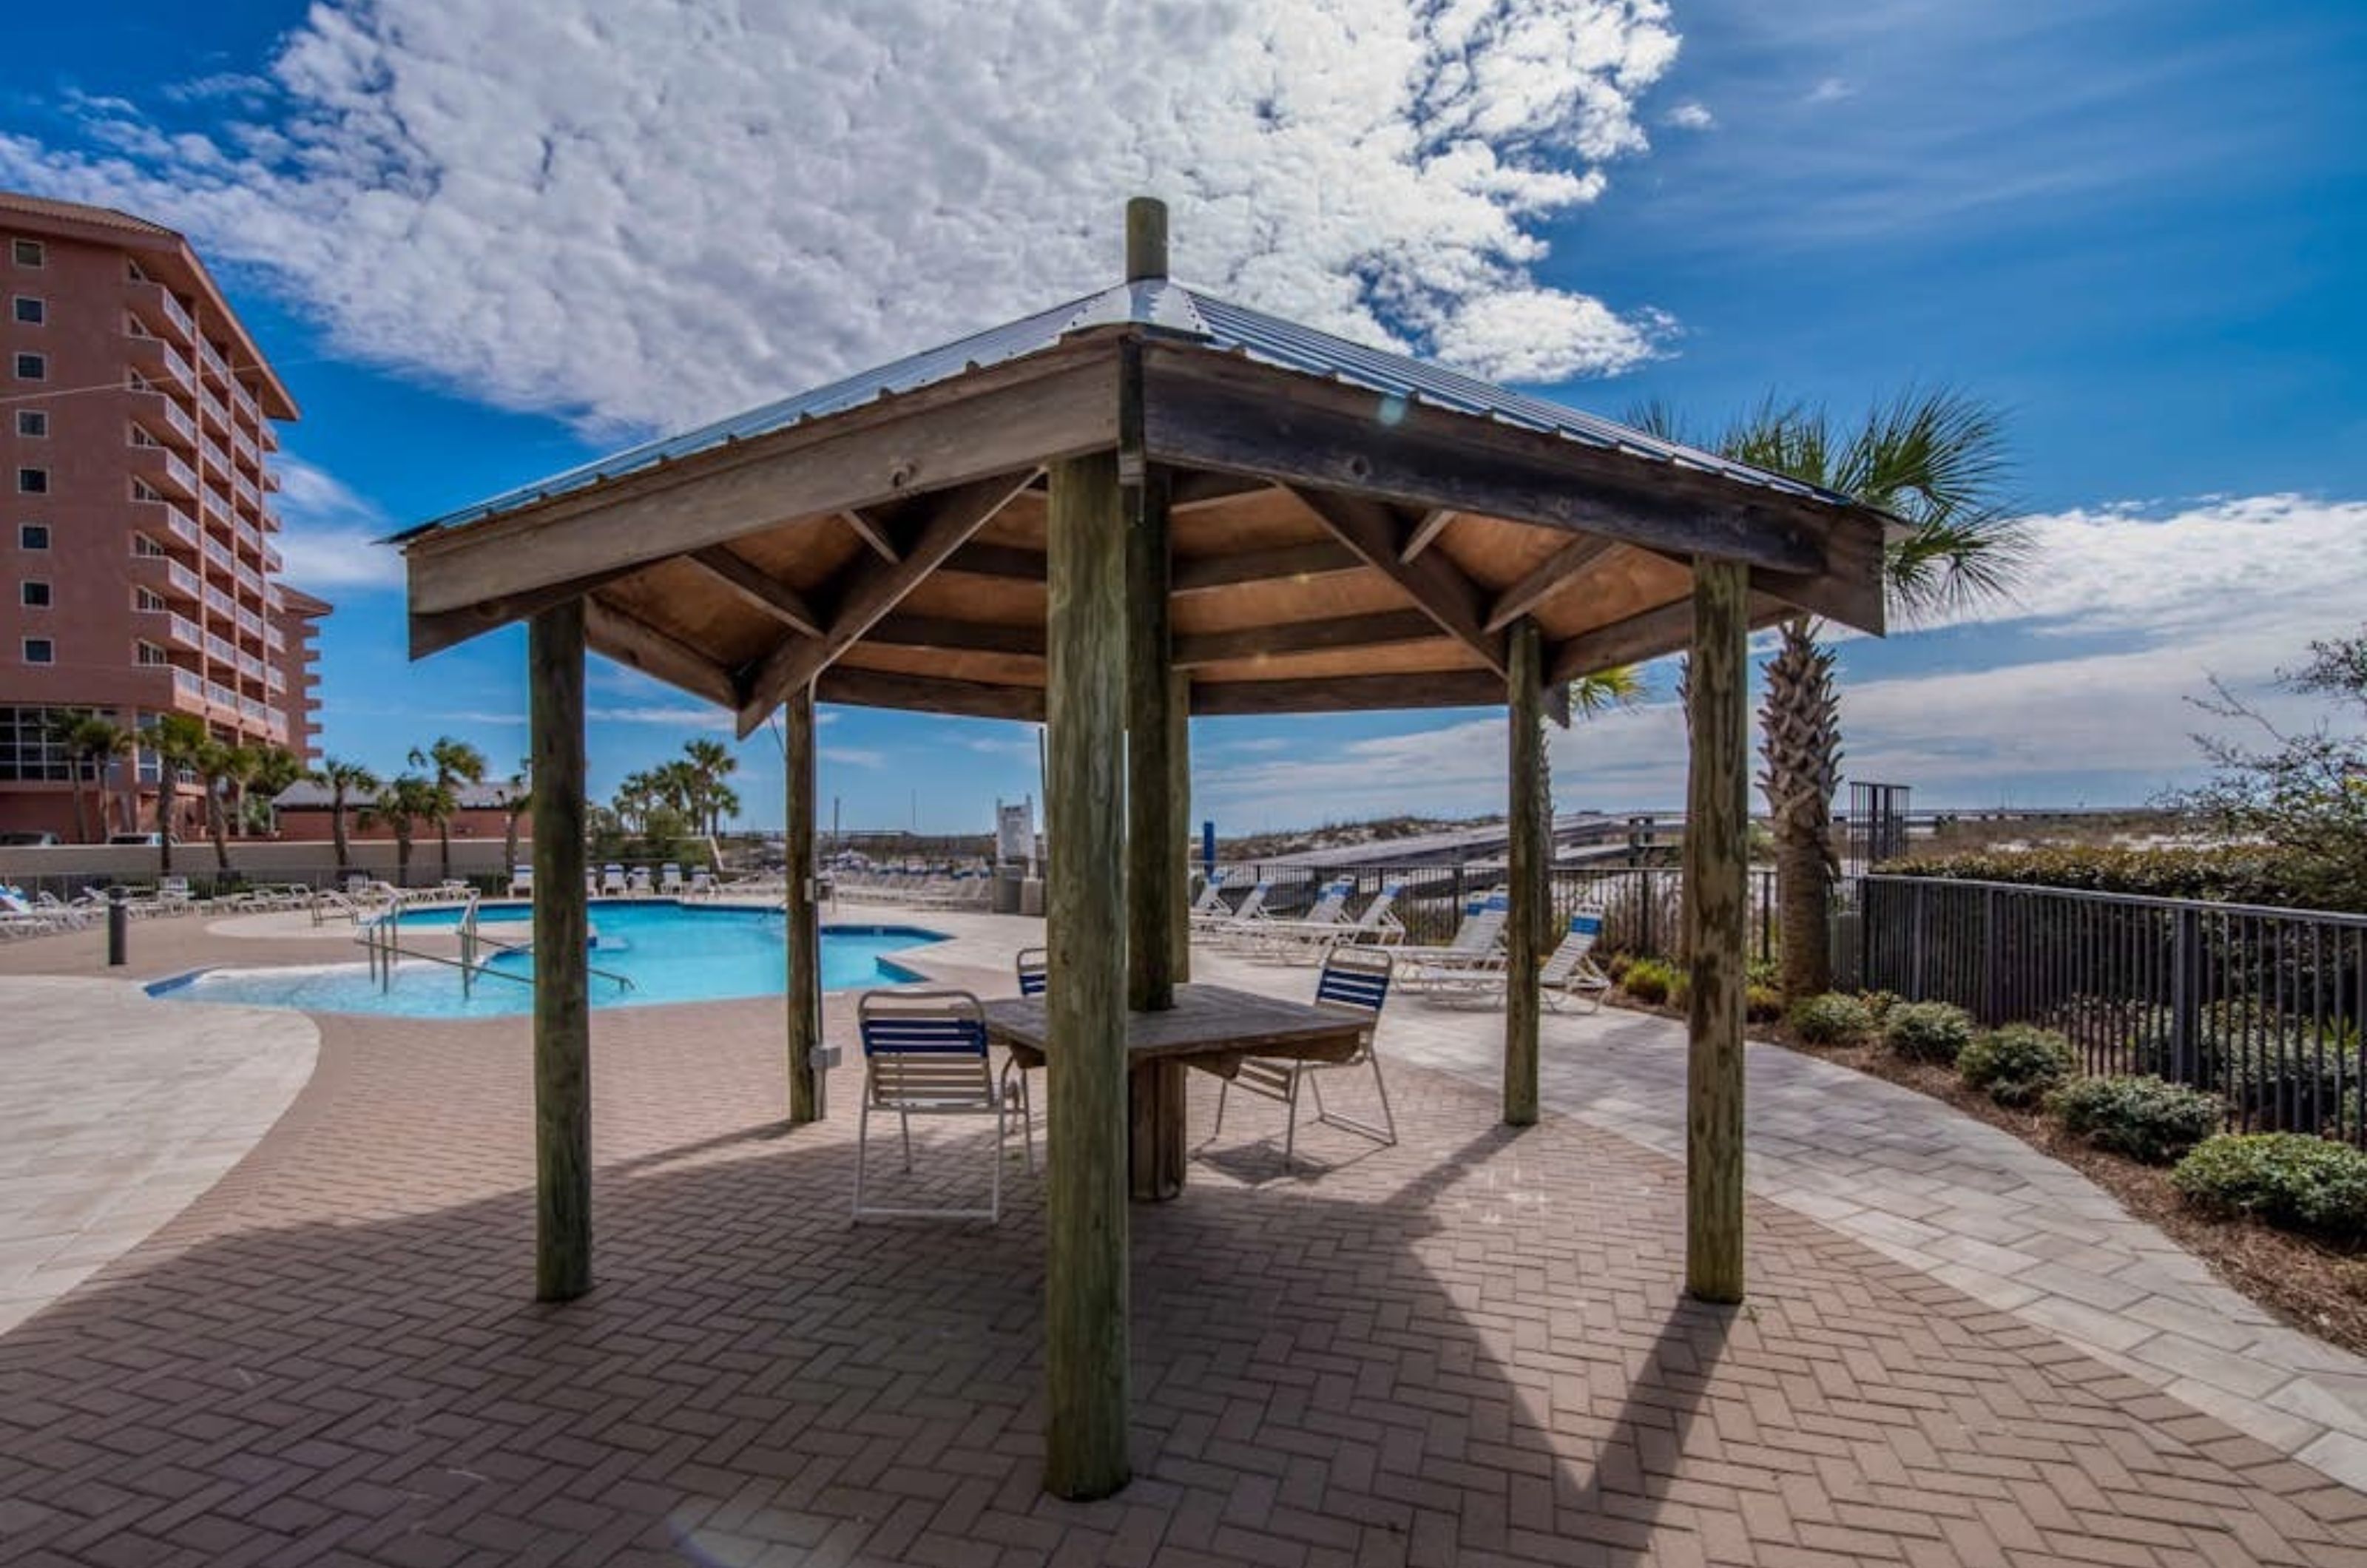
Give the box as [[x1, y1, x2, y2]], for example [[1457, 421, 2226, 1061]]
[[1, 902, 2366, 1564]]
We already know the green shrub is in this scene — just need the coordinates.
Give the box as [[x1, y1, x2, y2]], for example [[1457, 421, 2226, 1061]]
[[1745, 984, 1785, 1024], [1789, 992, 1876, 1046], [1956, 1024, 2076, 1106], [1602, 951, 1636, 984], [1859, 990, 1902, 1022], [1878, 844, 2330, 908], [1885, 1001, 1976, 1064], [1620, 958, 1681, 1006], [2047, 1075, 2224, 1165], [2171, 1134, 2367, 1241]]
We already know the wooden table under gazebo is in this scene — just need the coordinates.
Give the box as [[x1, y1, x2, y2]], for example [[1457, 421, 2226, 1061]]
[[396, 198, 1889, 1501]]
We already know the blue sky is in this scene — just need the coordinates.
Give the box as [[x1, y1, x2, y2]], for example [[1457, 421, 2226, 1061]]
[[4, 0, 2362, 832]]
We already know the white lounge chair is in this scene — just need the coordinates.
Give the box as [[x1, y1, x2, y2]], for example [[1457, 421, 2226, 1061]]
[[688, 867, 715, 898], [1257, 881, 1408, 962], [1199, 882, 1275, 947], [627, 866, 655, 896], [1244, 879, 1354, 956], [1394, 891, 1512, 990], [1206, 947, 1397, 1168], [1418, 906, 1610, 1012], [509, 865, 535, 898], [600, 864, 627, 897], [851, 990, 1010, 1223], [659, 863, 684, 896]]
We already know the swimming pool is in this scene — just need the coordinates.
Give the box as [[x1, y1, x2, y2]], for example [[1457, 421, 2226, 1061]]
[[149, 902, 946, 1018]]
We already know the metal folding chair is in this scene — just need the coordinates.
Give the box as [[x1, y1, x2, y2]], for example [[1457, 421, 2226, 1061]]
[[852, 989, 1007, 1223], [1209, 946, 1397, 1168]]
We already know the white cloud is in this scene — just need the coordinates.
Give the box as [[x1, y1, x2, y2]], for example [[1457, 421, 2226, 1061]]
[[1806, 76, 1854, 104], [1, 0, 1686, 434], [269, 453, 403, 590], [588, 705, 734, 730], [1661, 99, 1715, 130], [822, 746, 887, 769]]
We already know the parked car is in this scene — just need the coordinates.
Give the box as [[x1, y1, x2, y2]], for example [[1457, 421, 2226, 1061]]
[[0, 831, 59, 846], [105, 832, 178, 846]]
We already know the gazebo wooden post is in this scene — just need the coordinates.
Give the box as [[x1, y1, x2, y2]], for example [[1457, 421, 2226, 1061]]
[[1685, 558, 1750, 1303], [1504, 617, 1546, 1126], [1124, 199, 1179, 1016], [1169, 668, 1191, 983], [1043, 448, 1132, 1501], [527, 600, 592, 1302], [783, 682, 823, 1124]]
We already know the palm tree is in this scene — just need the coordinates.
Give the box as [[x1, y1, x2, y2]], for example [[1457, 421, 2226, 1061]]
[[44, 710, 131, 844], [409, 737, 487, 883], [1630, 389, 2026, 998], [149, 714, 212, 873], [192, 738, 241, 873], [365, 774, 448, 887], [682, 738, 737, 835], [499, 760, 531, 873], [247, 744, 304, 836], [311, 757, 379, 872]]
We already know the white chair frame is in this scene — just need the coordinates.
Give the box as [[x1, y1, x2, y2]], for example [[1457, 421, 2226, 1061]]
[[1208, 947, 1398, 1169], [852, 989, 1008, 1223]]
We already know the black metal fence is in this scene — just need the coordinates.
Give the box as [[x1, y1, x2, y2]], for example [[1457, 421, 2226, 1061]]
[[1206, 860, 1778, 966], [1861, 873, 2367, 1141]]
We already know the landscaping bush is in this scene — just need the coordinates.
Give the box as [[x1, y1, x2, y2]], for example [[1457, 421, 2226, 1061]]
[[2047, 1075, 2225, 1165], [1618, 957, 1687, 1007], [1884, 1001, 1976, 1064], [1745, 984, 1785, 1024], [1789, 992, 1876, 1046], [1878, 844, 2329, 908], [1956, 1024, 2076, 1107], [2171, 1134, 2367, 1242], [1601, 951, 1636, 984], [1859, 990, 1902, 1023]]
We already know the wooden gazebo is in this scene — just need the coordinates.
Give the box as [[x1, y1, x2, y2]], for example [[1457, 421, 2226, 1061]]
[[398, 200, 1888, 1501]]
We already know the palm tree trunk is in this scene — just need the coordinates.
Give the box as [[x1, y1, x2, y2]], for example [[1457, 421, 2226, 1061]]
[[396, 828, 413, 885], [209, 786, 232, 873], [1760, 617, 1841, 999], [331, 792, 351, 871], [439, 822, 453, 882], [504, 812, 519, 871], [157, 777, 176, 873], [67, 762, 89, 845]]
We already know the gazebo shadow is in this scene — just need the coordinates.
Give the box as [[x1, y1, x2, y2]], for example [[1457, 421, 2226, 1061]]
[[0, 1053, 1740, 1566]]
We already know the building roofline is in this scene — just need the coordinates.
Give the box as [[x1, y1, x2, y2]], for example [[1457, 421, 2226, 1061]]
[[0, 190, 300, 422]]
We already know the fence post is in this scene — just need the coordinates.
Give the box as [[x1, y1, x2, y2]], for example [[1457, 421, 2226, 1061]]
[[1910, 884, 1928, 999], [1640, 871, 1655, 959], [1982, 887, 2001, 1024], [2171, 905, 2201, 1084]]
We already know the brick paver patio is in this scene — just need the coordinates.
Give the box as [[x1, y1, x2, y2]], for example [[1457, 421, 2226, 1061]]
[[4, 917, 2367, 1564]]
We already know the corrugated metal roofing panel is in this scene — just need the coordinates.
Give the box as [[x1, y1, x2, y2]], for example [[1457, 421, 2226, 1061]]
[[402, 276, 1852, 541]]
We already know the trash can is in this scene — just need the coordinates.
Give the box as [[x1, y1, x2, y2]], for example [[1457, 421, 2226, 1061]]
[[991, 866, 1023, 915], [1020, 877, 1045, 918]]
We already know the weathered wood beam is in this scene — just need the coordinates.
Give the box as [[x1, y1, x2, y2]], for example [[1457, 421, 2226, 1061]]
[[1685, 558, 1750, 1305], [1398, 508, 1457, 562], [1484, 537, 1626, 633], [1168, 470, 1277, 512], [583, 597, 740, 709], [1289, 486, 1510, 678], [1547, 591, 1789, 684], [1043, 449, 1131, 1502], [813, 666, 1044, 721], [1169, 540, 1362, 594], [837, 508, 899, 563], [1127, 458, 1177, 1013], [1505, 618, 1545, 1128], [1169, 668, 1191, 982], [407, 346, 1114, 618], [943, 541, 1047, 582], [1172, 609, 1445, 669], [783, 683, 821, 1125], [528, 601, 590, 1302], [866, 614, 1047, 659], [735, 469, 1038, 734], [1189, 670, 1505, 714], [686, 547, 825, 637], [1141, 344, 1834, 581], [409, 561, 652, 658]]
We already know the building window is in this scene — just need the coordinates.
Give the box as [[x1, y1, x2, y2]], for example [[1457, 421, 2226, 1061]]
[[13, 352, 46, 382], [127, 423, 160, 448], [125, 258, 147, 283], [18, 524, 47, 550], [10, 240, 41, 268], [22, 638, 53, 665], [125, 369, 152, 392], [129, 478, 160, 501], [21, 581, 50, 609], [135, 641, 167, 666], [16, 410, 45, 439], [11, 296, 42, 325], [129, 533, 162, 558], [133, 587, 164, 612], [16, 468, 47, 495], [0, 706, 76, 781]]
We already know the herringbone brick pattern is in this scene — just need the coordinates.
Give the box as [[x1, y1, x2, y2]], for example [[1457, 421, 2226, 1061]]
[[2, 993, 2364, 1566]]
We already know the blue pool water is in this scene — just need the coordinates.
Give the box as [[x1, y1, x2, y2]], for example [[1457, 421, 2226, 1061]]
[[149, 902, 945, 1018]]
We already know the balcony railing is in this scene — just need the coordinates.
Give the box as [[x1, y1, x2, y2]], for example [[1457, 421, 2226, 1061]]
[[202, 534, 234, 570], [200, 486, 232, 525], [126, 280, 195, 343], [234, 475, 260, 508], [232, 428, 259, 467], [132, 555, 202, 602], [169, 666, 205, 697], [263, 544, 283, 573], [125, 334, 195, 393], [234, 561, 264, 596], [259, 423, 280, 453], [266, 667, 286, 694], [145, 611, 203, 651], [132, 445, 198, 499], [199, 337, 230, 382], [236, 606, 263, 639], [198, 392, 229, 433], [133, 391, 197, 448], [200, 436, 231, 473], [203, 584, 236, 618], [264, 624, 286, 653], [136, 499, 200, 551], [204, 630, 237, 663]]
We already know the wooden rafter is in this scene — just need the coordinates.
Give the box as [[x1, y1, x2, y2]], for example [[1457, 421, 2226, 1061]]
[[1171, 540, 1360, 595], [1397, 509, 1457, 562], [1286, 486, 1508, 677], [1547, 590, 1789, 683], [1173, 609, 1444, 669], [837, 508, 899, 563], [735, 468, 1038, 733], [942, 541, 1047, 582], [1168, 470, 1274, 512], [867, 613, 1046, 658], [815, 666, 1044, 721], [1189, 671, 1506, 714], [1483, 536, 1626, 633], [686, 547, 824, 637], [584, 596, 739, 708]]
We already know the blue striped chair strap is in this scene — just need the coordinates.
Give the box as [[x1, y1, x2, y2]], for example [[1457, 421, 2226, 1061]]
[[1317, 966, 1391, 1012], [861, 1018, 987, 1055]]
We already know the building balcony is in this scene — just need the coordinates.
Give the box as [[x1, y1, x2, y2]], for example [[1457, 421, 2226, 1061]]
[[143, 609, 204, 652], [266, 666, 287, 695], [134, 498, 201, 553], [235, 605, 263, 640], [231, 428, 260, 468], [263, 624, 286, 654], [198, 337, 231, 384], [234, 561, 266, 598], [125, 280, 195, 345], [129, 444, 198, 499], [200, 436, 232, 474], [126, 390, 198, 450], [200, 485, 235, 527], [124, 334, 195, 396], [234, 475, 261, 510], [260, 466, 280, 492], [203, 629, 238, 664], [202, 533, 234, 572], [263, 543, 283, 574], [130, 555, 202, 604], [203, 583, 237, 620]]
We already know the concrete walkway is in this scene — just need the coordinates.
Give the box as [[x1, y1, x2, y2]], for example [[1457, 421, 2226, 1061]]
[[1184, 943, 2367, 1490], [0, 976, 317, 1336]]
